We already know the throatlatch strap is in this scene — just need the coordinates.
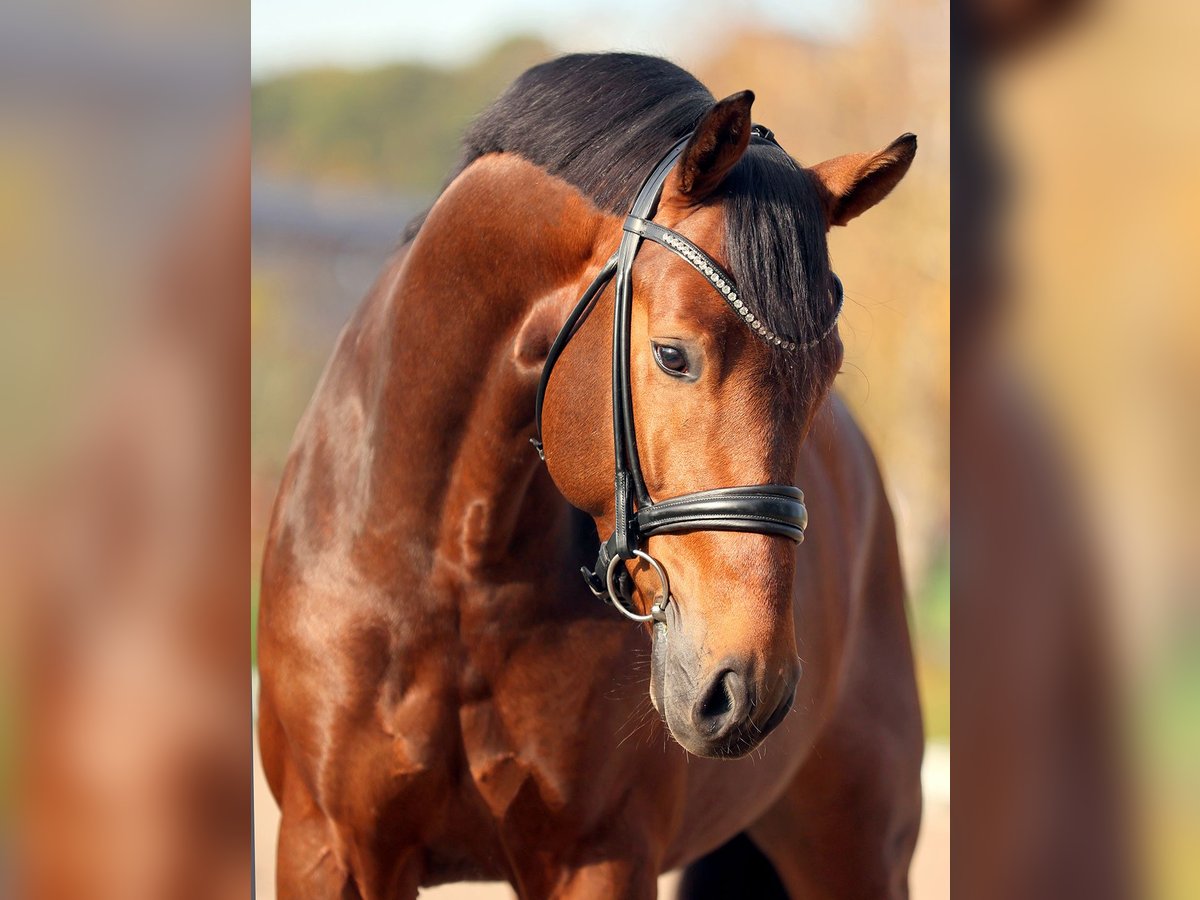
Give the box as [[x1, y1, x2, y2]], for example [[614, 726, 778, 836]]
[[531, 254, 618, 458]]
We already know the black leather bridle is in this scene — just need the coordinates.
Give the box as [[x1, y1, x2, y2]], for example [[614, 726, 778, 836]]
[[532, 126, 844, 622]]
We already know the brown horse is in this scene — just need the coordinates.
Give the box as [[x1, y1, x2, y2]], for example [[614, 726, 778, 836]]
[[258, 54, 922, 898]]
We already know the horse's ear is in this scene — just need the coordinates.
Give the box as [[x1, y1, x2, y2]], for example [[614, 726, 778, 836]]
[[809, 133, 917, 227], [665, 90, 755, 204]]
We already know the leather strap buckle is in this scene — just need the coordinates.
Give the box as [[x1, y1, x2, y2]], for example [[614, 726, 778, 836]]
[[751, 124, 777, 144], [580, 565, 607, 599]]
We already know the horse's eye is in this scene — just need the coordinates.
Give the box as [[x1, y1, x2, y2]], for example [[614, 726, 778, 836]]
[[652, 342, 690, 377]]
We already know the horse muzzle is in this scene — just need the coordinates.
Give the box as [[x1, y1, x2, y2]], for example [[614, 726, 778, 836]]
[[652, 625, 800, 758]]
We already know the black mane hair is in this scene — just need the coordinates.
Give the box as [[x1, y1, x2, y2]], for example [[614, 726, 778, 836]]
[[409, 52, 842, 404]]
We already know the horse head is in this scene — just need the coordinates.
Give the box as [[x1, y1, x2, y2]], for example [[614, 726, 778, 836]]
[[540, 90, 915, 757]]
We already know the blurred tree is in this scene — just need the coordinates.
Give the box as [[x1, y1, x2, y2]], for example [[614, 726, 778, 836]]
[[252, 36, 553, 191]]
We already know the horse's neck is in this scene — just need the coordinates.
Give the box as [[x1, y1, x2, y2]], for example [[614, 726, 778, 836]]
[[340, 156, 609, 585]]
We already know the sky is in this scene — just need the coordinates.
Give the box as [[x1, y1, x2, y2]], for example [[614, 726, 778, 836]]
[[251, 0, 865, 78]]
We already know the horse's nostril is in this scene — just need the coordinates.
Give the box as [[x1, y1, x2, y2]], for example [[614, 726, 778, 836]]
[[693, 669, 746, 736], [700, 674, 734, 721]]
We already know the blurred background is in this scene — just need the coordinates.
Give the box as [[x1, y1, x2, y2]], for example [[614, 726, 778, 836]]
[[975, 1, 1200, 896], [2, 2, 248, 896], [250, 0, 950, 897], [5, 0, 1195, 897], [953, 1, 1200, 898]]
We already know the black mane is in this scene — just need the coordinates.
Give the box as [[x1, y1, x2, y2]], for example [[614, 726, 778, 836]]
[[412, 52, 842, 400]]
